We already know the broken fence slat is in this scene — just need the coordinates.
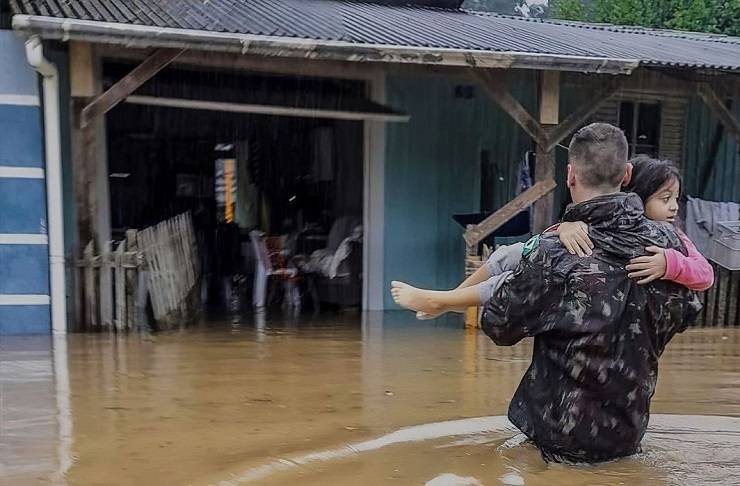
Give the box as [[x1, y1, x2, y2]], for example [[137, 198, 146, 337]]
[[114, 240, 126, 332], [100, 241, 114, 330], [83, 241, 97, 328]]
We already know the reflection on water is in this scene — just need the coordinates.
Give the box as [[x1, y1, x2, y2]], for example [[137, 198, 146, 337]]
[[1, 311, 740, 485]]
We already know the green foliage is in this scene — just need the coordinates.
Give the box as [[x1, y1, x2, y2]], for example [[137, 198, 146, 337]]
[[464, 0, 740, 36], [560, 0, 740, 35], [550, 0, 586, 20]]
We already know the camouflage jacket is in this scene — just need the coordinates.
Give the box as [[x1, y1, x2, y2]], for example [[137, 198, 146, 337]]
[[481, 193, 702, 463]]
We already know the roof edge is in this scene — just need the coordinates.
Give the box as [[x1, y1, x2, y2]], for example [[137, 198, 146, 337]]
[[11, 15, 638, 75]]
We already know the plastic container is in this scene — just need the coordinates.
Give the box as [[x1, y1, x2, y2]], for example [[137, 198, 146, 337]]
[[706, 221, 740, 271]]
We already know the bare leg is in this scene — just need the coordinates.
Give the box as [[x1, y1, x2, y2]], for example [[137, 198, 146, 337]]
[[415, 264, 493, 319], [391, 281, 483, 316]]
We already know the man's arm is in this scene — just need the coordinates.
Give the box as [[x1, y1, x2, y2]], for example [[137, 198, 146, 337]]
[[480, 239, 573, 346], [480, 263, 567, 346]]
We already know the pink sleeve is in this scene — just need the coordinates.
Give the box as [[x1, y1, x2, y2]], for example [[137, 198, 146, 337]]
[[662, 232, 715, 291]]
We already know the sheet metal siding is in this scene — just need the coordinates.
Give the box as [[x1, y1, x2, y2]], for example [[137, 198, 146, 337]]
[[383, 71, 535, 308], [683, 96, 740, 202]]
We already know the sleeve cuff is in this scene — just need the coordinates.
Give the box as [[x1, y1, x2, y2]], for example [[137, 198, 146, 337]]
[[662, 249, 679, 281]]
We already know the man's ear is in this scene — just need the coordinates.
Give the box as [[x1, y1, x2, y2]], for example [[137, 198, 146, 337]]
[[567, 164, 576, 187], [621, 163, 633, 187]]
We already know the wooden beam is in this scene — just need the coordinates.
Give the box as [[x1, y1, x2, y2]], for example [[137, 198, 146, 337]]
[[70, 42, 95, 98], [540, 71, 560, 125], [533, 137, 556, 233], [125, 95, 410, 122], [698, 83, 740, 146], [543, 76, 624, 152], [464, 178, 557, 247], [81, 48, 185, 125], [532, 71, 561, 232], [471, 69, 548, 144]]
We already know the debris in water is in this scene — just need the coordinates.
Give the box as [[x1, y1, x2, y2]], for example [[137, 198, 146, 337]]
[[499, 472, 525, 486], [425, 473, 483, 485]]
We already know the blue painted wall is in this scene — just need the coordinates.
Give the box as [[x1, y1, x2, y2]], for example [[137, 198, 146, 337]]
[[0, 32, 38, 96], [0, 31, 50, 335], [0, 178, 47, 233], [383, 72, 536, 308], [0, 105, 45, 167]]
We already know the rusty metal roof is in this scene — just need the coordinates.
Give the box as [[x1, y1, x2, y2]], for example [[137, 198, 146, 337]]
[[10, 0, 740, 73]]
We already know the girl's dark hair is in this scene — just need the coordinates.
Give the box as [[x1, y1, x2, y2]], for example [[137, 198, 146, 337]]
[[623, 156, 682, 202]]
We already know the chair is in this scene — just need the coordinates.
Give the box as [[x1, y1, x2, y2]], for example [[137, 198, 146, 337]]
[[250, 230, 299, 308]]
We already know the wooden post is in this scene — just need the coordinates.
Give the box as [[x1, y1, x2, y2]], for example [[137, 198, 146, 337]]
[[533, 71, 560, 233], [70, 45, 184, 330], [70, 43, 104, 330], [70, 42, 97, 260]]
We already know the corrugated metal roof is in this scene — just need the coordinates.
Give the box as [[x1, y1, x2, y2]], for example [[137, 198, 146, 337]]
[[10, 0, 740, 72]]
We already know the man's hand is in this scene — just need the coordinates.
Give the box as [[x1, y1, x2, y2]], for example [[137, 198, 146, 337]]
[[558, 221, 593, 257], [626, 246, 667, 284]]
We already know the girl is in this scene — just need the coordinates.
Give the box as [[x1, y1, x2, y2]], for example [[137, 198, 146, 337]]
[[391, 157, 714, 318]]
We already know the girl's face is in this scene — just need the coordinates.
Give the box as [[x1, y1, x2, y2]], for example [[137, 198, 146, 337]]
[[644, 177, 680, 222]]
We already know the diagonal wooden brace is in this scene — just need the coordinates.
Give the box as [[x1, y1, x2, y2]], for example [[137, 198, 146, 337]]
[[81, 48, 185, 127], [472, 68, 625, 153], [470, 68, 548, 144], [543, 77, 625, 152], [464, 178, 557, 247], [697, 83, 740, 146]]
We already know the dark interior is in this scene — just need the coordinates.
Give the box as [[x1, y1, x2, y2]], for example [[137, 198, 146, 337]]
[[105, 64, 366, 311]]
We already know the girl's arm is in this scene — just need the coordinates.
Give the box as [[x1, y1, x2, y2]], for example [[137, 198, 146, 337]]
[[662, 232, 715, 291], [557, 221, 593, 257]]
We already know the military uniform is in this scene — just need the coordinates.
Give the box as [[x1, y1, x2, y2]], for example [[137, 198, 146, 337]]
[[481, 193, 702, 463]]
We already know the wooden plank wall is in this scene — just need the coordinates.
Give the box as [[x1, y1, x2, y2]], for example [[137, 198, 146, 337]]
[[587, 90, 688, 166]]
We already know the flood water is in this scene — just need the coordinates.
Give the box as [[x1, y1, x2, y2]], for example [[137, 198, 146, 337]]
[[2, 312, 740, 485]]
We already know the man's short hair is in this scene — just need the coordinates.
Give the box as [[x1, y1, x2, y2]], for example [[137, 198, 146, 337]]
[[568, 123, 628, 189]]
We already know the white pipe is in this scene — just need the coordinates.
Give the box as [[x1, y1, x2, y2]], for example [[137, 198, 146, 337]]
[[25, 35, 67, 335]]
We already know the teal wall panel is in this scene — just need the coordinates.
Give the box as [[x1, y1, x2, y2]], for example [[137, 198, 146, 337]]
[[383, 72, 535, 308], [683, 96, 740, 203]]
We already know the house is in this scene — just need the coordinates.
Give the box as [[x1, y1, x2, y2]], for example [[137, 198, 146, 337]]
[[1, 0, 739, 334]]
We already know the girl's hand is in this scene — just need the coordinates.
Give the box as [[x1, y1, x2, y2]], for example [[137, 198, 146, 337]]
[[558, 221, 593, 257], [626, 246, 667, 284]]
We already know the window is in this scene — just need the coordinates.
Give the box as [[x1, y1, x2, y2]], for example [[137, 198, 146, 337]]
[[619, 101, 661, 157]]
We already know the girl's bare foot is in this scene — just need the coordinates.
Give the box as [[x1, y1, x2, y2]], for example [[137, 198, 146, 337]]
[[390, 281, 443, 315]]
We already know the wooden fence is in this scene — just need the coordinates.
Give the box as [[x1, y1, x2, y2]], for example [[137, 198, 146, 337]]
[[696, 266, 740, 327], [76, 213, 199, 331]]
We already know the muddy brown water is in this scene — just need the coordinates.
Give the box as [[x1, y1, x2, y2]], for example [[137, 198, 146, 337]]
[[2, 312, 740, 485]]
